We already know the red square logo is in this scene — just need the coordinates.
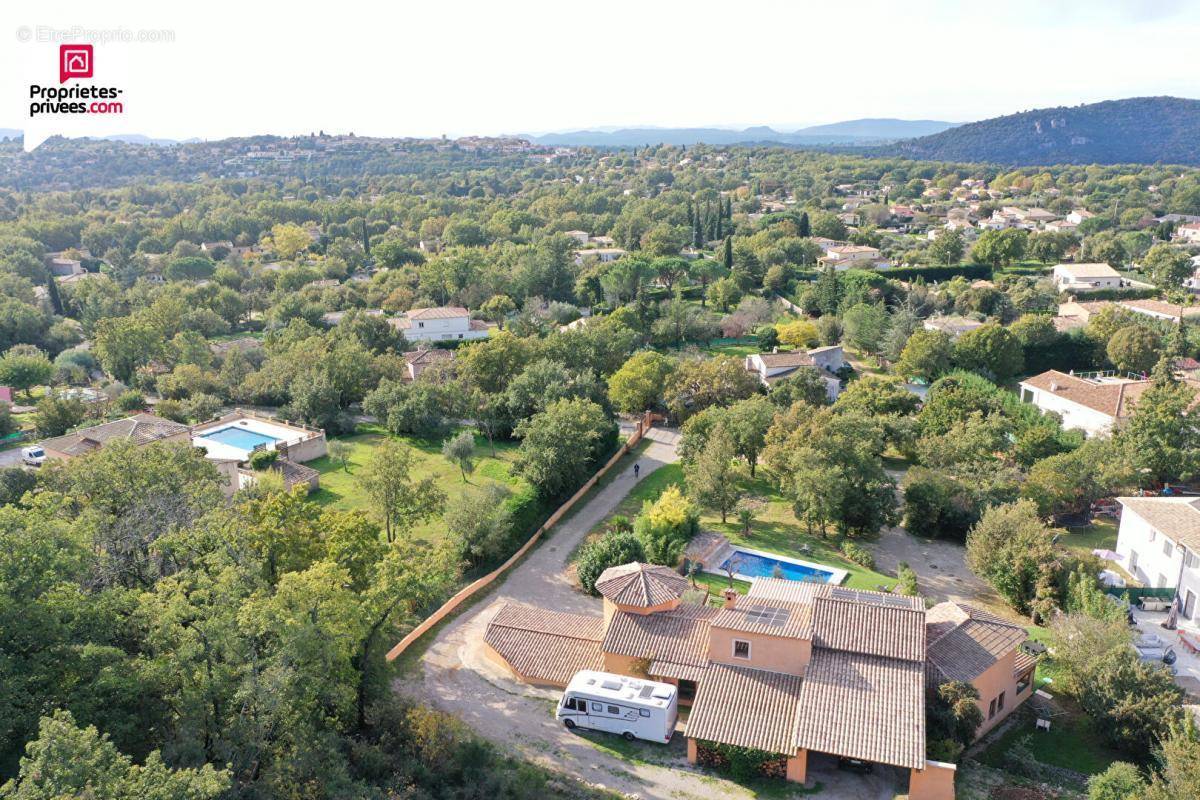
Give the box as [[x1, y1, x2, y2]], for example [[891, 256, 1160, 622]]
[[59, 44, 93, 84]]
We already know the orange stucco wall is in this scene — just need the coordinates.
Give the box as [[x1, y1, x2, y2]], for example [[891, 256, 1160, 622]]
[[707, 626, 811, 676], [603, 597, 681, 626], [602, 652, 649, 677], [971, 651, 1029, 738], [909, 760, 956, 800]]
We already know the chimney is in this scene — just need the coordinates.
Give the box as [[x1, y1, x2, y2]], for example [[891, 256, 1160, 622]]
[[722, 588, 738, 609]]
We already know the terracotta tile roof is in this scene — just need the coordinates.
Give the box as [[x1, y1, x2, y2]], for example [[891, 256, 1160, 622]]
[[403, 348, 454, 365], [792, 649, 926, 769], [1117, 497, 1200, 552], [649, 660, 709, 682], [925, 602, 1027, 684], [483, 603, 604, 686], [1121, 299, 1200, 320], [1013, 648, 1038, 677], [753, 351, 815, 369], [686, 663, 804, 755], [595, 563, 689, 608], [1055, 262, 1121, 279], [1019, 370, 1156, 418], [602, 605, 716, 668], [810, 588, 926, 662], [710, 594, 814, 640], [406, 306, 469, 320], [41, 413, 189, 457]]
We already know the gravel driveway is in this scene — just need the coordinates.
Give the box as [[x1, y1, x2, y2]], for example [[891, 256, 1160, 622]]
[[396, 428, 905, 799]]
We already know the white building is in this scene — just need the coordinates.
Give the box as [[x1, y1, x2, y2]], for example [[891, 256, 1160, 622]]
[[1052, 263, 1123, 293], [922, 315, 984, 339], [1017, 370, 1172, 437], [744, 346, 844, 400], [1115, 497, 1200, 620], [562, 230, 590, 245], [1175, 222, 1200, 244], [573, 248, 627, 266], [390, 306, 490, 343]]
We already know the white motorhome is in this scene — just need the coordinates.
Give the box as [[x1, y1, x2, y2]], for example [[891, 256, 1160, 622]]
[[556, 670, 677, 743]]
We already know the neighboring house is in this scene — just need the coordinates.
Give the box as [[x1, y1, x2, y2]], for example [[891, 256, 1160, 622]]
[[485, 563, 1022, 798], [389, 306, 490, 343], [1055, 299, 1200, 328], [573, 247, 627, 266], [1052, 263, 1123, 293], [922, 315, 984, 339], [39, 413, 191, 460], [1017, 370, 1200, 437], [1174, 222, 1200, 244], [46, 256, 84, 277], [403, 348, 454, 381], [192, 410, 328, 496], [744, 346, 844, 400], [817, 245, 883, 270], [1115, 497, 1200, 620], [1043, 220, 1078, 234], [562, 230, 590, 245], [1066, 209, 1095, 225]]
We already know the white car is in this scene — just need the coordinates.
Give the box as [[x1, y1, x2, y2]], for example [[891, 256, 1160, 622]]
[[21, 446, 46, 466]]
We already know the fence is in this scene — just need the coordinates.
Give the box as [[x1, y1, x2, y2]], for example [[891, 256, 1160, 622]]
[[384, 410, 655, 662], [1106, 586, 1177, 605]]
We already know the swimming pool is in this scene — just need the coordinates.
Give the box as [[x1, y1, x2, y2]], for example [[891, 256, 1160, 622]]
[[198, 426, 279, 452], [715, 546, 846, 584]]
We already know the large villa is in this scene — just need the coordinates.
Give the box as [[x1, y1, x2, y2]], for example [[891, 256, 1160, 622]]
[[484, 562, 1035, 800]]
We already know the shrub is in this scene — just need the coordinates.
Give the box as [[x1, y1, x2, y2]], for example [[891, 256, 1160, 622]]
[[248, 449, 279, 471], [1087, 762, 1146, 800], [115, 389, 145, 412], [840, 540, 874, 569], [634, 485, 699, 565], [576, 532, 646, 594], [897, 562, 919, 596]]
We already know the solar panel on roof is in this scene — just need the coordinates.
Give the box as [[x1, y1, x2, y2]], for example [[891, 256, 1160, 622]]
[[745, 604, 790, 627], [830, 587, 913, 608]]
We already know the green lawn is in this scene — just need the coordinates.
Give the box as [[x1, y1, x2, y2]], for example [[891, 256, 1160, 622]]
[[591, 463, 898, 592], [976, 703, 1124, 777], [1059, 519, 1118, 556], [307, 423, 532, 548]]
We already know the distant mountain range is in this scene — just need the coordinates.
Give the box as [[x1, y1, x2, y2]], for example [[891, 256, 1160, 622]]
[[522, 119, 959, 147], [0, 130, 197, 146], [880, 96, 1200, 166]]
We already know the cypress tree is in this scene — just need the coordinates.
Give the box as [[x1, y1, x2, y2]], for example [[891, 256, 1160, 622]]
[[361, 219, 370, 256], [715, 214, 722, 240], [798, 211, 811, 238], [44, 268, 64, 315], [723, 237, 733, 271]]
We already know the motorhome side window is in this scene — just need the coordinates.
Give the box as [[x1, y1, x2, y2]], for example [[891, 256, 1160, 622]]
[[607, 705, 619, 715], [591, 702, 603, 712]]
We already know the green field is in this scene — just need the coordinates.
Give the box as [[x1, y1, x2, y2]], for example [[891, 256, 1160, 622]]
[[307, 424, 532, 548], [590, 462, 897, 592]]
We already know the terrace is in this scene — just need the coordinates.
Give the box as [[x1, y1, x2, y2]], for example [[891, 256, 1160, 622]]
[[192, 409, 327, 463]]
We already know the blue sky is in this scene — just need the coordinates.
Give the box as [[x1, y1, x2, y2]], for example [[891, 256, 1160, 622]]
[[3, 0, 1199, 142]]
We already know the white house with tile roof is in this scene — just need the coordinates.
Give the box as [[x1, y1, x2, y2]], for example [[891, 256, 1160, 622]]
[[1115, 497, 1200, 621], [389, 306, 490, 343]]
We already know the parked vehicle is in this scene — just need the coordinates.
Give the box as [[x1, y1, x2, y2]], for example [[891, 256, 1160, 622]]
[[838, 757, 873, 774], [20, 446, 45, 466], [556, 670, 677, 743]]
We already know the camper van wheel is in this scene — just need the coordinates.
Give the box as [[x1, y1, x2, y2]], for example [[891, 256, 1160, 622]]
[[563, 719, 576, 730], [622, 731, 636, 742]]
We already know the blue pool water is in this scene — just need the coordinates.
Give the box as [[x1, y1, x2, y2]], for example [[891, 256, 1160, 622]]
[[200, 426, 278, 451], [719, 549, 836, 583]]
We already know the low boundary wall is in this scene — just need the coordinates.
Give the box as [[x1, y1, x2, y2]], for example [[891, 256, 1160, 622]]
[[385, 411, 655, 662]]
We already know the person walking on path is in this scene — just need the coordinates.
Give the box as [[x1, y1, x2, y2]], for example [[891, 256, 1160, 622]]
[[633, 463, 640, 480]]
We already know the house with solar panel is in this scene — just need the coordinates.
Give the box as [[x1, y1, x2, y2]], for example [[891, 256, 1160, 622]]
[[483, 562, 1036, 799]]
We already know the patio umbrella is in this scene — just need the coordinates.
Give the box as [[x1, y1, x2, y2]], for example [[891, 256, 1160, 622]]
[[1165, 597, 1180, 630], [1092, 548, 1123, 561]]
